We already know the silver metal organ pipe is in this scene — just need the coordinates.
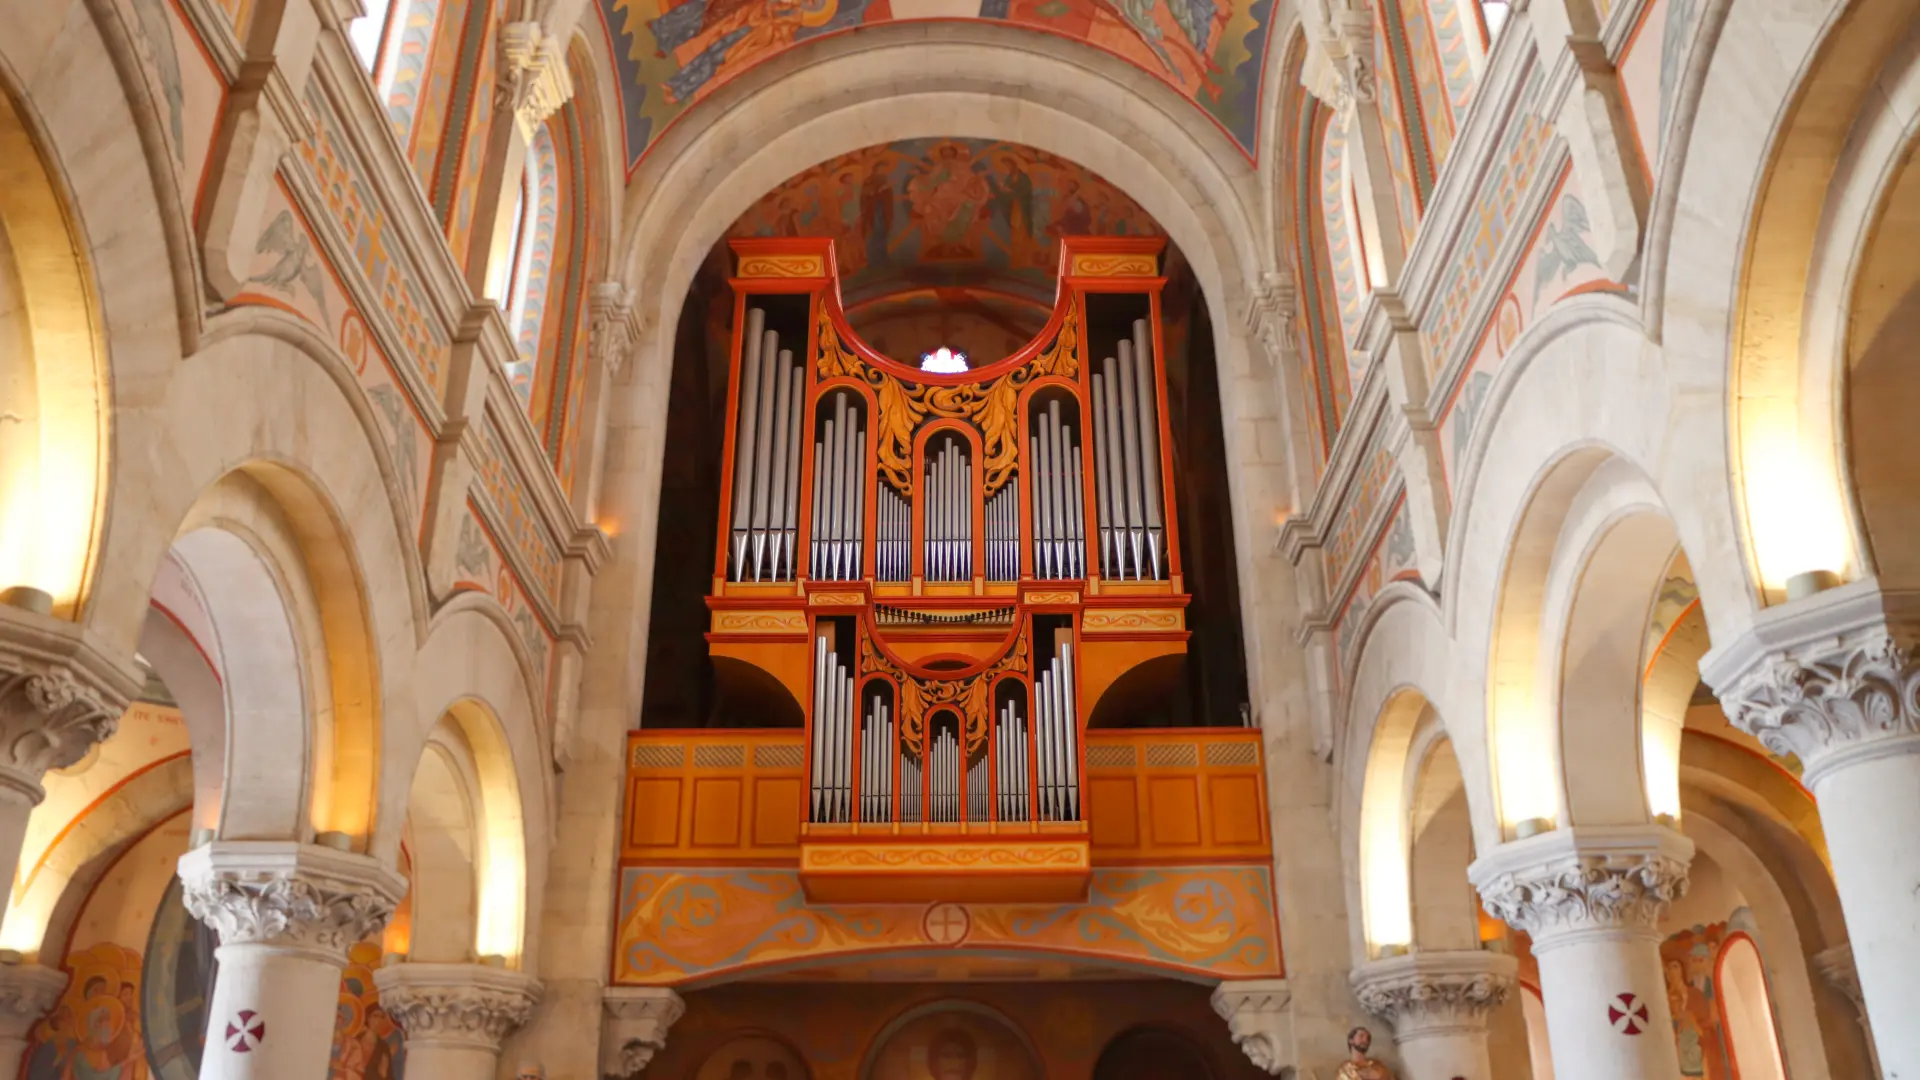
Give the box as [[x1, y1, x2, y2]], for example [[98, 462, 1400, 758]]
[[1035, 670, 1054, 820], [810, 635, 827, 821], [827, 394, 848, 579], [852, 424, 867, 579], [1060, 643, 1079, 820], [1116, 343, 1146, 580], [946, 447, 960, 580], [842, 410, 860, 579], [839, 669, 854, 821], [1132, 320, 1165, 578], [1068, 451, 1087, 579], [729, 309, 766, 579], [747, 330, 780, 579], [1100, 367, 1127, 577], [781, 363, 804, 578], [1090, 373, 1112, 578], [1050, 403, 1070, 578], [766, 351, 794, 580], [825, 657, 841, 822]]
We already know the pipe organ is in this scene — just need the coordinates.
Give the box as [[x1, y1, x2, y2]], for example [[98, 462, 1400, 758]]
[[706, 237, 1191, 903]]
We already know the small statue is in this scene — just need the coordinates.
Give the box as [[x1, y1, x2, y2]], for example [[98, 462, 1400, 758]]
[[1334, 1026, 1394, 1080]]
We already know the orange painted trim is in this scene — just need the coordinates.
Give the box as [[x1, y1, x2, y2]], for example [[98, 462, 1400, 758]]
[[19, 750, 192, 898]]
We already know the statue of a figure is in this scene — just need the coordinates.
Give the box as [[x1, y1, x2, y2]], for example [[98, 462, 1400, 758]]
[[1334, 1026, 1395, 1080]]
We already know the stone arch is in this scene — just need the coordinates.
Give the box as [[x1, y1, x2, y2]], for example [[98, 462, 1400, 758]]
[[1445, 300, 1754, 835], [1655, 0, 1917, 609], [1336, 586, 1496, 960], [87, 311, 429, 856], [405, 600, 550, 969]]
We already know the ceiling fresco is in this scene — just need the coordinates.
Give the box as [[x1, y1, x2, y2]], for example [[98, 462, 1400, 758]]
[[725, 137, 1164, 312], [596, 0, 1280, 169]]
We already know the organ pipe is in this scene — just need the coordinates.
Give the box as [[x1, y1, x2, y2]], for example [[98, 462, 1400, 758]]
[[810, 634, 857, 824], [728, 312, 810, 582], [1090, 328, 1167, 581]]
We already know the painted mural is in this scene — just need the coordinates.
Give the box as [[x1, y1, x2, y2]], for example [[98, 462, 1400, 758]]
[[597, 0, 1278, 167], [1662, 921, 1736, 1080], [867, 1005, 1042, 1080], [330, 943, 407, 1080], [727, 138, 1161, 309], [612, 866, 1280, 984]]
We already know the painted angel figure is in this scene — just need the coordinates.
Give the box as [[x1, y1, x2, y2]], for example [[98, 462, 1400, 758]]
[[1334, 1026, 1395, 1080]]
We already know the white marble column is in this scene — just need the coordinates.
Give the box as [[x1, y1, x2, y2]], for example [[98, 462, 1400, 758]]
[[0, 961, 66, 1075], [1469, 826, 1692, 1080], [375, 962, 541, 1080], [1352, 950, 1517, 1080], [1703, 583, 1920, 1080], [1210, 979, 1296, 1076], [600, 987, 685, 1077], [179, 841, 405, 1080]]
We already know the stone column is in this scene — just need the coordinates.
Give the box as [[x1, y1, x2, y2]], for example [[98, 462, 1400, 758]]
[[1813, 943, 1882, 1079], [375, 962, 542, 1080], [1210, 979, 1296, 1077], [0, 613, 137, 941], [0, 961, 66, 1074], [1468, 826, 1692, 1080], [600, 987, 685, 1078], [1351, 950, 1517, 1080], [179, 841, 405, 1080], [1702, 582, 1920, 1080]]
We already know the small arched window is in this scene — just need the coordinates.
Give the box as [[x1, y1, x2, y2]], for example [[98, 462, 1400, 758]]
[[1716, 935, 1788, 1080], [491, 130, 557, 404]]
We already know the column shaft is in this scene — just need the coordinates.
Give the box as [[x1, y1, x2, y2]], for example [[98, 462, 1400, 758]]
[[201, 943, 349, 1080], [1810, 745, 1920, 1077], [395, 1043, 499, 1080], [1531, 927, 1680, 1080]]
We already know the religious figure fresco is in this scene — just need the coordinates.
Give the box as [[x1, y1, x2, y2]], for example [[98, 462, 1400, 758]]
[[727, 138, 1160, 309], [26, 944, 149, 1080], [1662, 923, 1734, 1080], [329, 943, 406, 1080], [597, 1, 1278, 166], [864, 1005, 1042, 1080]]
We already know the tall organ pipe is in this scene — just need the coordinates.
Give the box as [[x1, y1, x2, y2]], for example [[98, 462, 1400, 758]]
[[766, 351, 794, 580], [852, 424, 867, 578], [841, 410, 859, 579], [1090, 375, 1114, 577], [1068, 453, 1087, 579], [1101, 368, 1128, 577], [810, 635, 826, 821], [1116, 344, 1146, 577], [729, 309, 766, 579], [1132, 320, 1165, 576], [781, 364, 804, 578], [1060, 642, 1079, 820]]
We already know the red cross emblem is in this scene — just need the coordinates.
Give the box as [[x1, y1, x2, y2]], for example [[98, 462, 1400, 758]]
[[1608, 993, 1649, 1035], [226, 1009, 266, 1053], [922, 902, 971, 945]]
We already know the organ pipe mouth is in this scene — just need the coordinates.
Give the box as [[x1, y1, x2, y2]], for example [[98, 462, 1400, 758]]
[[873, 604, 1016, 627]]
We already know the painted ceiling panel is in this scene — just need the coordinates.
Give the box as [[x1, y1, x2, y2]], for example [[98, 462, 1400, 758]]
[[596, 0, 1279, 170]]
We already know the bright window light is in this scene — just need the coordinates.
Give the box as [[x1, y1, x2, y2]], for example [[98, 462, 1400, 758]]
[[349, 0, 393, 70], [920, 347, 968, 374]]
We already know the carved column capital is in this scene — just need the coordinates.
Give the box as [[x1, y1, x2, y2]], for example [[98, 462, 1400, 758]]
[[601, 987, 685, 1078], [0, 963, 65, 1042], [1210, 979, 1296, 1077], [498, 22, 575, 138], [176, 842, 406, 963], [373, 963, 542, 1053], [590, 283, 642, 378], [1469, 826, 1692, 945], [1703, 583, 1920, 783], [1352, 950, 1517, 1041], [0, 609, 139, 797]]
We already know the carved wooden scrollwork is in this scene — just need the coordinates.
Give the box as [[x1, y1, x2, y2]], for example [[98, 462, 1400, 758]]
[[860, 634, 1029, 757], [816, 304, 1079, 498]]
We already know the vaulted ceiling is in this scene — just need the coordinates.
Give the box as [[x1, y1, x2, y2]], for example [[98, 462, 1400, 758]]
[[595, 0, 1281, 169]]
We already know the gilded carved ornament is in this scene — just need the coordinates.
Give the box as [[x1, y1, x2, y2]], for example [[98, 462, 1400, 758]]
[[860, 633, 1028, 757], [816, 303, 1079, 498]]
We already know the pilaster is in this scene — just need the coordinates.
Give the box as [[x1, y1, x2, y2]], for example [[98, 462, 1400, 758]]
[[497, 22, 576, 139], [1211, 979, 1297, 1077], [600, 987, 685, 1078]]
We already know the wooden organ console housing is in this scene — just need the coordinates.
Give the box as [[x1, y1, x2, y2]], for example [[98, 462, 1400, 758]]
[[621, 238, 1276, 933]]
